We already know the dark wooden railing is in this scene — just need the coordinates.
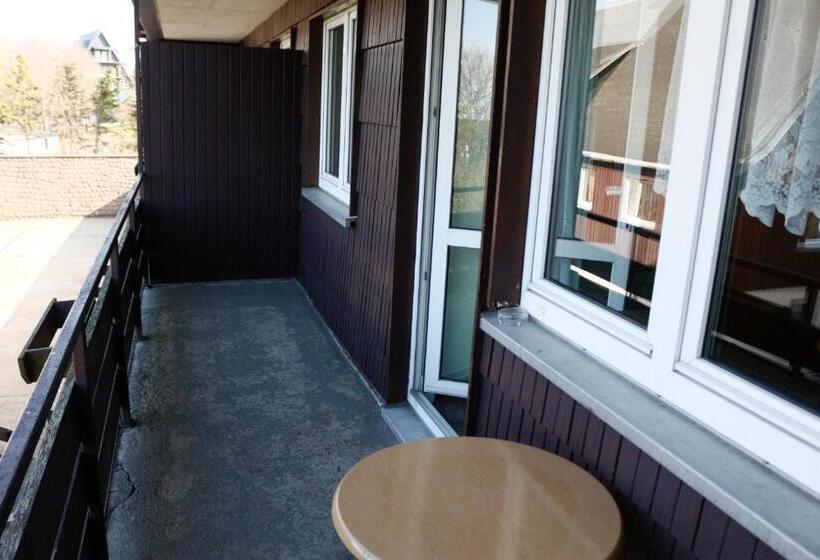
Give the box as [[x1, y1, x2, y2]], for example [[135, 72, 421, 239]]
[[0, 174, 147, 558]]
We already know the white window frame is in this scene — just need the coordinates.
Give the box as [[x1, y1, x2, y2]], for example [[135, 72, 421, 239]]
[[576, 166, 594, 211], [619, 177, 656, 230], [318, 6, 357, 205], [522, 0, 820, 496], [278, 31, 292, 50]]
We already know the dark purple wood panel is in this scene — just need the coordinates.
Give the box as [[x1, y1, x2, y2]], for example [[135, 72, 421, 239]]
[[298, 0, 425, 401], [469, 333, 784, 560], [139, 41, 301, 283]]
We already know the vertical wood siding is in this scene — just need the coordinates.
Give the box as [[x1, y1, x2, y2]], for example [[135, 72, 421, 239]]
[[244, 0, 337, 47], [254, 0, 424, 402], [139, 42, 301, 284], [299, 0, 408, 401], [469, 333, 783, 560]]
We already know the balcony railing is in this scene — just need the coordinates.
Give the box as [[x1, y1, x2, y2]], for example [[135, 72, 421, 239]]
[[0, 175, 147, 558]]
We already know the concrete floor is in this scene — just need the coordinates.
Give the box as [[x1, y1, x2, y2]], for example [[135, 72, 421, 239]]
[[107, 280, 398, 559], [0, 218, 113, 437]]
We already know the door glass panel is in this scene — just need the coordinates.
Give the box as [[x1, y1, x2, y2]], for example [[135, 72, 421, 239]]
[[545, 0, 688, 326], [706, 0, 820, 414], [439, 247, 480, 382], [324, 24, 344, 177], [449, 0, 499, 231]]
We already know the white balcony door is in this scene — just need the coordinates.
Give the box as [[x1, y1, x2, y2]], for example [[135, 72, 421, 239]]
[[420, 0, 499, 398]]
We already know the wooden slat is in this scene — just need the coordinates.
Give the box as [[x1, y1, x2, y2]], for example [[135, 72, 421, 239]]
[[91, 331, 118, 445], [693, 501, 731, 560], [85, 282, 115, 389], [96, 365, 123, 498], [52, 461, 89, 560], [122, 293, 138, 364], [15, 395, 82, 558], [76, 512, 92, 560], [193, 42, 209, 283]]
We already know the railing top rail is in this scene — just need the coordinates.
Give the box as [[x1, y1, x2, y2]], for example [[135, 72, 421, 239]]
[[0, 173, 144, 527]]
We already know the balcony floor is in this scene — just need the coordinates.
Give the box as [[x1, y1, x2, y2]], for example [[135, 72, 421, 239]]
[[106, 279, 397, 559]]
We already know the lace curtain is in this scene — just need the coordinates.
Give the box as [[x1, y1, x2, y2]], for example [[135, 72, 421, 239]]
[[737, 0, 820, 236]]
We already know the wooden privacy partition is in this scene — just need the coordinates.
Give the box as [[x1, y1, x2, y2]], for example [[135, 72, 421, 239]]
[[139, 42, 301, 284]]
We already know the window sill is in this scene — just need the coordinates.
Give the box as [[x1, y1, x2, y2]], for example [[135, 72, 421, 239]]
[[301, 187, 356, 228], [480, 312, 820, 560]]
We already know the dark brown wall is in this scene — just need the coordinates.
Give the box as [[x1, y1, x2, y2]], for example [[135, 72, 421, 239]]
[[139, 42, 301, 283], [479, 0, 547, 310], [469, 333, 783, 560], [245, 0, 336, 47], [245, 0, 426, 402]]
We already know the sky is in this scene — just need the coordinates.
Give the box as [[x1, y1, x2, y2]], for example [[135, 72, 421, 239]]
[[0, 0, 135, 70]]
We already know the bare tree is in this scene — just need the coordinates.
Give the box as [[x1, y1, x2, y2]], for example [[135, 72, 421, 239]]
[[453, 45, 495, 195], [456, 45, 494, 122]]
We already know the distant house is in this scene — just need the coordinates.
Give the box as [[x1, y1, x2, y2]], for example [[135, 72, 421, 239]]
[[79, 30, 133, 96]]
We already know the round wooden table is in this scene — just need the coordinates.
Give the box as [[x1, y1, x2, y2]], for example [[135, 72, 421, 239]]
[[332, 437, 622, 559]]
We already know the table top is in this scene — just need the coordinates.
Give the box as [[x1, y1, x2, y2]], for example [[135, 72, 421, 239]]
[[332, 437, 622, 560]]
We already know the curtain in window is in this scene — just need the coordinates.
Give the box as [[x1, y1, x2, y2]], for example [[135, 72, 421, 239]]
[[738, 0, 820, 235]]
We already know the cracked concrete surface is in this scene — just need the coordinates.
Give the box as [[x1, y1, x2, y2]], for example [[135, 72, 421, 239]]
[[106, 280, 397, 559]]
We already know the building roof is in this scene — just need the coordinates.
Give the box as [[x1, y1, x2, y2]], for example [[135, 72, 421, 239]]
[[79, 30, 122, 65], [585, 1, 685, 167]]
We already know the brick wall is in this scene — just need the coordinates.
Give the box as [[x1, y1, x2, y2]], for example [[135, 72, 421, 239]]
[[0, 156, 137, 220]]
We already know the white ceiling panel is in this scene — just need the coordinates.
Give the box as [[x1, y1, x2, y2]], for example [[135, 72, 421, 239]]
[[154, 0, 287, 42]]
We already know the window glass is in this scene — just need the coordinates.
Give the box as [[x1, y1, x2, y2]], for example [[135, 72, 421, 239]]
[[324, 24, 344, 177], [706, 0, 820, 413], [546, 0, 687, 326], [439, 247, 480, 382], [449, 0, 499, 230]]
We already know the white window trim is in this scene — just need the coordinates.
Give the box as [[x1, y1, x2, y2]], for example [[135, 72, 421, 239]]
[[522, 0, 820, 497], [619, 178, 656, 230], [318, 7, 357, 205], [576, 167, 593, 211], [278, 31, 292, 50], [407, 0, 459, 437]]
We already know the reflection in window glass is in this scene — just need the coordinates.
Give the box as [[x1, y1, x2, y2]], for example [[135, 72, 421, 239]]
[[707, 0, 820, 414], [577, 166, 595, 211], [449, 0, 499, 230], [440, 247, 480, 382], [546, 0, 687, 326], [324, 25, 344, 177]]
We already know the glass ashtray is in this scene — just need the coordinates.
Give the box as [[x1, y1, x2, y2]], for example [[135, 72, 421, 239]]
[[497, 306, 528, 327]]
